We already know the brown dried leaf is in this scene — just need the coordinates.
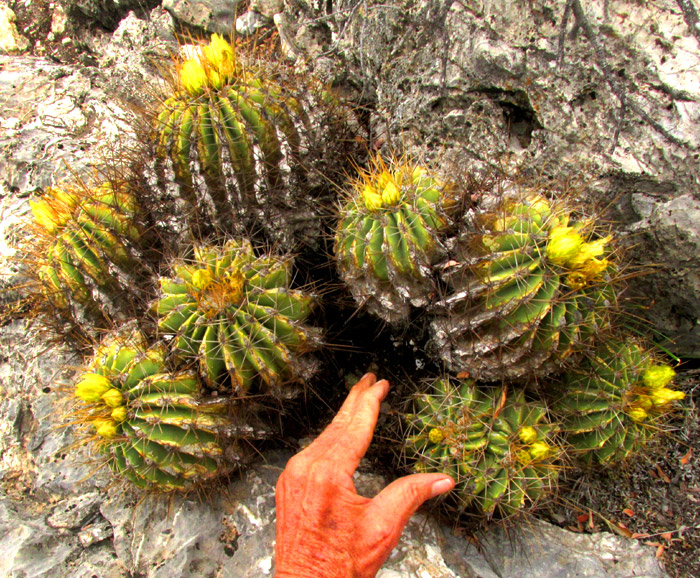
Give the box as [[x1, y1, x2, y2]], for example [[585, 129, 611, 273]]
[[680, 448, 693, 466], [656, 464, 671, 483], [622, 508, 635, 517]]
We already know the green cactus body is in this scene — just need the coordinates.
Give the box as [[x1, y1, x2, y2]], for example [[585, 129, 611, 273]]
[[404, 378, 559, 517], [29, 183, 142, 323], [154, 239, 320, 396], [555, 340, 684, 465], [431, 192, 615, 382], [75, 332, 246, 491], [156, 34, 303, 226], [335, 159, 455, 322]]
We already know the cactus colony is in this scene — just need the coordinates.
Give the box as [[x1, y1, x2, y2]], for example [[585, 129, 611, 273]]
[[335, 159, 455, 322], [12, 34, 686, 514], [154, 239, 320, 397]]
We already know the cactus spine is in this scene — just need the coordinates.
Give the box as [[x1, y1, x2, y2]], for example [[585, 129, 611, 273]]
[[431, 192, 615, 382], [404, 378, 559, 517], [555, 340, 684, 465], [154, 239, 320, 396], [74, 332, 251, 491], [335, 158, 455, 322]]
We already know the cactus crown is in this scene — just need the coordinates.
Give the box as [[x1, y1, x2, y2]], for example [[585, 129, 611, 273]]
[[404, 378, 560, 517], [25, 182, 142, 325], [178, 34, 241, 96], [556, 340, 683, 465], [335, 157, 454, 322], [154, 239, 319, 395]]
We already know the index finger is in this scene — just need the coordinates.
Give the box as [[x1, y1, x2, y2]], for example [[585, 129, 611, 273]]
[[307, 374, 390, 477]]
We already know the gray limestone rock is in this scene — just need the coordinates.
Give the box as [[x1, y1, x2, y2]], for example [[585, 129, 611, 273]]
[[162, 0, 245, 35]]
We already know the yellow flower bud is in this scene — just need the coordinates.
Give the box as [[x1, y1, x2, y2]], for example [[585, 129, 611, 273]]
[[381, 180, 401, 206], [92, 418, 118, 439], [566, 271, 588, 290], [30, 199, 64, 234], [191, 268, 214, 291], [75, 374, 112, 403], [111, 406, 127, 423], [518, 426, 538, 444], [546, 226, 584, 266], [642, 365, 676, 390], [528, 441, 552, 461], [362, 184, 384, 211], [101, 388, 124, 408], [515, 449, 533, 464], [428, 428, 445, 444], [180, 59, 207, 96], [626, 406, 648, 422], [650, 387, 685, 406]]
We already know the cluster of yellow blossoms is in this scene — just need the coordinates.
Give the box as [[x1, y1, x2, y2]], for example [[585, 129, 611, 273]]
[[546, 223, 612, 289], [75, 373, 125, 438], [179, 34, 239, 96], [625, 364, 685, 423]]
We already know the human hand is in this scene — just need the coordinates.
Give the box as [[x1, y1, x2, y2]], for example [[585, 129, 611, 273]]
[[273, 373, 455, 578]]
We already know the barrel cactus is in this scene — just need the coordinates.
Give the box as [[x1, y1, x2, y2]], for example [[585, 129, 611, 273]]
[[404, 378, 560, 517], [26, 182, 144, 331], [335, 158, 456, 322], [153, 239, 321, 397], [73, 331, 264, 491], [431, 191, 616, 382], [555, 340, 684, 465], [155, 34, 312, 237]]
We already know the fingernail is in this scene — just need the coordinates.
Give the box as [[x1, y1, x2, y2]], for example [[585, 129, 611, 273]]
[[360, 372, 375, 382], [430, 477, 455, 498], [373, 378, 388, 387]]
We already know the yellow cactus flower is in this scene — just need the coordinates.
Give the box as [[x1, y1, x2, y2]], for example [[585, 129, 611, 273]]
[[111, 406, 127, 423], [203, 34, 236, 77], [567, 236, 611, 268], [565, 271, 588, 290], [626, 406, 648, 423], [225, 270, 246, 301], [30, 200, 63, 234], [92, 418, 118, 439], [528, 441, 552, 461], [428, 428, 445, 444], [180, 59, 208, 96], [650, 387, 685, 406], [101, 388, 124, 408], [518, 426, 538, 444], [75, 373, 112, 403], [191, 268, 214, 291], [546, 226, 584, 266], [642, 365, 676, 390]]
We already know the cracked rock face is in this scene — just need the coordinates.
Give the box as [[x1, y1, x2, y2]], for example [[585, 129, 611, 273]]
[[280, 0, 700, 357]]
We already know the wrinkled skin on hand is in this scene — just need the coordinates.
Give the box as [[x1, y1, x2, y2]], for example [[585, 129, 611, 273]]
[[274, 373, 455, 578]]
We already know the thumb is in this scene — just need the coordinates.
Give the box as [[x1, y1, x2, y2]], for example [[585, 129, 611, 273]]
[[370, 473, 455, 532]]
